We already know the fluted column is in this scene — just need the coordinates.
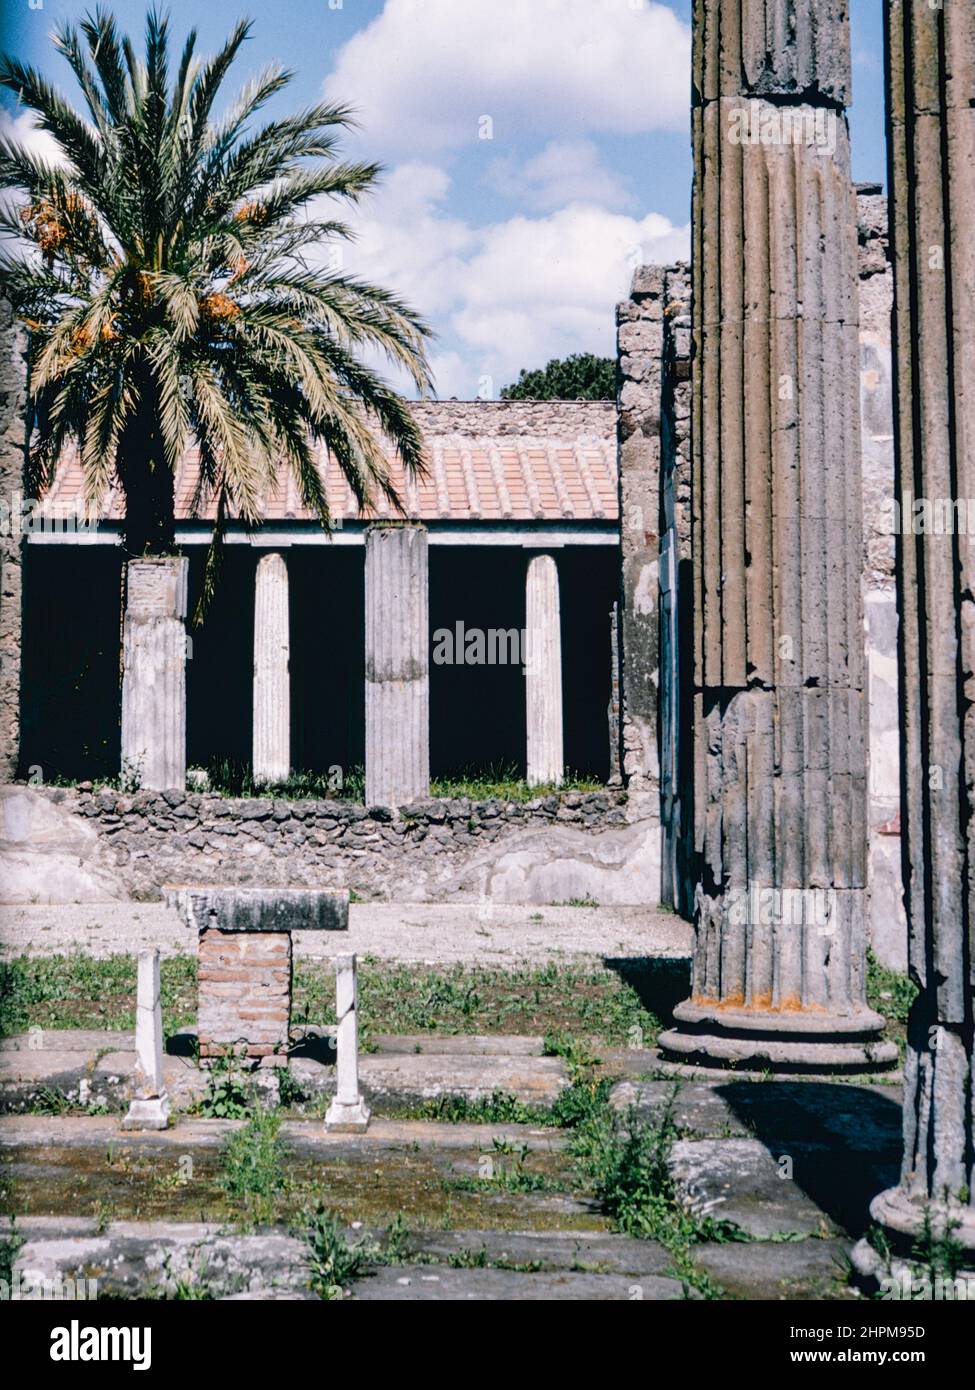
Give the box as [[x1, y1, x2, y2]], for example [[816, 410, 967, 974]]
[[659, 0, 896, 1071], [853, 0, 975, 1281], [525, 552, 563, 787], [253, 552, 290, 785], [120, 557, 188, 792], [364, 524, 429, 806]]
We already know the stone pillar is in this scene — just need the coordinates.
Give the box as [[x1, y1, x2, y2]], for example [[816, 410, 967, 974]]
[[852, 0, 975, 1281], [121, 556, 188, 792], [659, 0, 896, 1071], [253, 552, 290, 785], [325, 953, 370, 1132], [122, 949, 170, 1130], [525, 552, 563, 787], [364, 525, 429, 807], [0, 302, 26, 781]]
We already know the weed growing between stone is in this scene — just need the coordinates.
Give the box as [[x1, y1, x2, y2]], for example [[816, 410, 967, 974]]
[[219, 1112, 288, 1223], [301, 1205, 373, 1299]]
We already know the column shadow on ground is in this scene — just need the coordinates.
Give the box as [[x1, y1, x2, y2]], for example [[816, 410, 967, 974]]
[[717, 1081, 903, 1238], [603, 955, 691, 1026]]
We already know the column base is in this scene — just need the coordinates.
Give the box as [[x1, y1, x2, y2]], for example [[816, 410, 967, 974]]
[[325, 1097, 371, 1133], [851, 1188, 975, 1293], [658, 1000, 898, 1074], [121, 1093, 171, 1131]]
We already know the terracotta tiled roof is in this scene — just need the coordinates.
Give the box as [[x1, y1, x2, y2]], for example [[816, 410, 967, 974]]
[[39, 401, 619, 526]]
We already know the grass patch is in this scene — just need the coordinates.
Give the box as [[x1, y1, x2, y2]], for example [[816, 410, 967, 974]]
[[293, 959, 661, 1047], [0, 953, 196, 1039], [866, 948, 917, 1059], [866, 948, 917, 1026], [202, 759, 365, 802], [2, 955, 661, 1060], [430, 762, 603, 801]]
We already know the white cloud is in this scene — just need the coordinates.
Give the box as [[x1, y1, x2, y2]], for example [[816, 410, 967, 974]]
[[335, 162, 689, 398], [0, 109, 69, 168], [324, 0, 690, 155], [486, 139, 635, 212]]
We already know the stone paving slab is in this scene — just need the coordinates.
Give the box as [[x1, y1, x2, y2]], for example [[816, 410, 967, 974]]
[[609, 1080, 755, 1137], [668, 1139, 842, 1240], [14, 1224, 313, 1300], [0, 901, 691, 963], [0, 1114, 568, 1153], [351, 1266, 684, 1300], [393, 1227, 675, 1277], [0, 1031, 569, 1110], [689, 1238, 855, 1301]]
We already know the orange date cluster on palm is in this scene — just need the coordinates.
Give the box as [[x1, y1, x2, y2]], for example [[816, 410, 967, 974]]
[[199, 291, 241, 323], [20, 193, 88, 256]]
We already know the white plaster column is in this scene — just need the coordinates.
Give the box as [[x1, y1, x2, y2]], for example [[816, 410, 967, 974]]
[[364, 525, 429, 807], [121, 556, 188, 791], [325, 953, 370, 1132], [525, 552, 563, 787], [122, 948, 170, 1131], [253, 552, 290, 785]]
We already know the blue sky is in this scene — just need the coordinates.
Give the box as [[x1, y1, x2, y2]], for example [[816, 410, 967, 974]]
[[0, 0, 889, 398]]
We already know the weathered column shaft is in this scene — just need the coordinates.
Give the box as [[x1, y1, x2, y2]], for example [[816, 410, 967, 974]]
[[120, 556, 188, 792], [364, 525, 429, 807], [253, 552, 290, 785], [325, 953, 370, 1132], [853, 0, 975, 1277], [0, 303, 26, 781], [660, 0, 894, 1070], [525, 552, 563, 787], [122, 948, 169, 1131]]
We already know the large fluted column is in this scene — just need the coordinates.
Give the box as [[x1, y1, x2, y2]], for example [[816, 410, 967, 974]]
[[853, 0, 975, 1281], [253, 552, 290, 785], [525, 552, 563, 787], [659, 0, 895, 1072], [120, 556, 188, 792], [364, 524, 429, 806]]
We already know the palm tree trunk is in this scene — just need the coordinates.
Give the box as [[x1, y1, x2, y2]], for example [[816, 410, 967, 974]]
[[117, 371, 177, 557]]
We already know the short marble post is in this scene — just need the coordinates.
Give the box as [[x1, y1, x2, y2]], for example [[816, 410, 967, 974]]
[[122, 949, 170, 1130], [365, 525, 429, 806], [325, 953, 370, 1132], [253, 552, 290, 785], [658, 0, 895, 1072], [852, 0, 975, 1282], [121, 556, 188, 791], [525, 552, 563, 787]]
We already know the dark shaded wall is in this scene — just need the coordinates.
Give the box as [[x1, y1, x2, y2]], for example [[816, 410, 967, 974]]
[[21, 547, 123, 781], [22, 541, 619, 783]]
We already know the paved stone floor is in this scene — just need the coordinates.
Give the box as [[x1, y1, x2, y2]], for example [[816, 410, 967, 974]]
[[0, 901, 691, 963], [0, 1028, 898, 1300]]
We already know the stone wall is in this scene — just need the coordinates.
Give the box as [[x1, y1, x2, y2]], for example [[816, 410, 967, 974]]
[[16, 784, 660, 907], [409, 399, 614, 439], [0, 302, 27, 781]]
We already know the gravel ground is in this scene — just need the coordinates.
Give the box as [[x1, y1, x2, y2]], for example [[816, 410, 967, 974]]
[[0, 901, 691, 964]]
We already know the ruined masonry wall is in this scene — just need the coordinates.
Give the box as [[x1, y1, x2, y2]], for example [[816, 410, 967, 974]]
[[30, 784, 659, 907]]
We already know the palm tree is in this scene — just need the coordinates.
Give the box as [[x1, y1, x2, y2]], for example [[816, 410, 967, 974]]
[[0, 7, 432, 574]]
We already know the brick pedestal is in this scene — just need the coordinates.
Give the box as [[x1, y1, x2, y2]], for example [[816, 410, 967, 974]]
[[197, 927, 292, 1067]]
